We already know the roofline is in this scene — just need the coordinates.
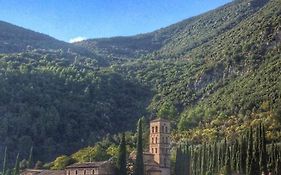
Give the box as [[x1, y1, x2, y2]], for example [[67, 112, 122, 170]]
[[150, 118, 170, 123]]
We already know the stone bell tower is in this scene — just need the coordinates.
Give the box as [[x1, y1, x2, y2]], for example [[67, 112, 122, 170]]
[[149, 118, 171, 175]]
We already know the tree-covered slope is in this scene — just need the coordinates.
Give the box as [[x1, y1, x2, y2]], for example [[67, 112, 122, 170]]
[[76, 0, 269, 61], [0, 21, 95, 58], [0, 49, 151, 165], [1, 0, 281, 169]]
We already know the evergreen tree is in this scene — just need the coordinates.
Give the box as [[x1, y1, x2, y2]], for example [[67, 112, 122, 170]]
[[2, 147, 7, 175], [240, 136, 247, 174], [246, 128, 253, 175], [201, 144, 207, 175], [260, 125, 268, 175], [225, 148, 231, 175], [117, 133, 127, 175], [13, 153, 20, 175], [27, 146, 33, 168], [212, 142, 218, 174], [134, 119, 144, 175], [175, 147, 181, 175]]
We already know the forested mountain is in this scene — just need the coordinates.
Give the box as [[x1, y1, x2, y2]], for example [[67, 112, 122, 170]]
[[0, 21, 98, 59], [0, 0, 280, 169], [75, 0, 269, 60]]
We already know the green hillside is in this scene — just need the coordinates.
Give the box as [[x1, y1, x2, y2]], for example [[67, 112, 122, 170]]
[[75, 0, 269, 60], [0, 49, 151, 163], [0, 0, 280, 169]]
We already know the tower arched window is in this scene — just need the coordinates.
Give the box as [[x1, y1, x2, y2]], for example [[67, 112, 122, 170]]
[[165, 127, 168, 133], [161, 125, 164, 132], [152, 137, 154, 144], [155, 126, 158, 133], [84, 170, 86, 175], [92, 169, 95, 174], [152, 127, 154, 133], [156, 137, 158, 143]]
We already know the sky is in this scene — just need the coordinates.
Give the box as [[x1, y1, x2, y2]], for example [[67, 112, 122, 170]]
[[0, 0, 232, 42]]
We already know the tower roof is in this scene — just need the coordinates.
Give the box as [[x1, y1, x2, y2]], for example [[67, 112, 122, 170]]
[[150, 118, 170, 123]]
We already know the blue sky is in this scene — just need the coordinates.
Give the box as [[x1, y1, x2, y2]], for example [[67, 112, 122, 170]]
[[0, 0, 232, 42]]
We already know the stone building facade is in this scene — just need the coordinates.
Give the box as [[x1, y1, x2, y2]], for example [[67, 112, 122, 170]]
[[65, 161, 114, 175], [149, 118, 171, 175]]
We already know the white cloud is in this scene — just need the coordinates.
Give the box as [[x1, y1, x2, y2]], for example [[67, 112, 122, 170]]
[[69, 36, 87, 43]]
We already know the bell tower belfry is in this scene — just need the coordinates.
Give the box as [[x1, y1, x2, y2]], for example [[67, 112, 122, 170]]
[[149, 118, 170, 174]]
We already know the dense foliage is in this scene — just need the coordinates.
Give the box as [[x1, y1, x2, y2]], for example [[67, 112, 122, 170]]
[[175, 125, 281, 175], [0, 49, 151, 165], [0, 0, 280, 170]]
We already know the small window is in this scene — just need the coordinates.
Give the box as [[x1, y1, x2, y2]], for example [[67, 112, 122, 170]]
[[152, 137, 154, 144], [155, 126, 158, 133], [165, 127, 168, 133], [155, 148, 157, 154], [161, 126, 164, 132], [152, 148, 154, 153], [156, 137, 158, 144], [84, 170, 86, 175], [75, 170, 78, 175], [166, 137, 168, 143], [162, 137, 164, 143], [152, 127, 154, 133], [92, 169, 95, 174]]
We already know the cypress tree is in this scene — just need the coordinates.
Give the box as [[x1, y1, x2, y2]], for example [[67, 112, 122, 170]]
[[134, 119, 144, 175], [246, 128, 253, 175], [185, 145, 191, 175], [192, 147, 198, 175], [2, 147, 7, 175], [260, 125, 268, 175], [5, 169, 11, 175], [175, 147, 181, 175], [212, 142, 218, 174], [27, 146, 33, 168], [13, 153, 20, 175], [117, 133, 127, 175], [276, 157, 281, 175], [225, 147, 231, 175], [240, 136, 247, 174], [207, 144, 212, 174], [201, 144, 207, 175], [197, 147, 201, 175], [232, 140, 239, 172]]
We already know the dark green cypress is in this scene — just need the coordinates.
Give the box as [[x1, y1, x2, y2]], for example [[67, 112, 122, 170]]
[[198, 146, 203, 175], [13, 153, 20, 175], [175, 147, 181, 175], [134, 119, 144, 175], [246, 128, 253, 175], [232, 140, 239, 172], [201, 144, 207, 175], [27, 146, 33, 168], [260, 125, 268, 175], [192, 147, 198, 175], [240, 136, 247, 174], [2, 146, 7, 175], [269, 143, 276, 174], [225, 147, 231, 175], [117, 133, 127, 175], [276, 156, 281, 175], [185, 146, 191, 175], [212, 142, 218, 174]]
